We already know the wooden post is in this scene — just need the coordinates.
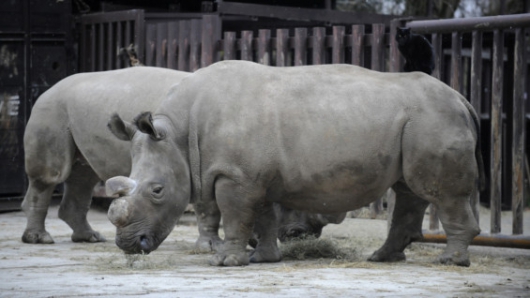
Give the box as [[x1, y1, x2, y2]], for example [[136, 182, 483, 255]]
[[470, 30, 483, 224], [332, 26, 345, 64], [451, 32, 463, 93], [223, 32, 236, 60], [189, 19, 201, 72], [241, 30, 253, 61], [177, 20, 190, 71], [490, 29, 504, 234], [145, 23, 156, 67], [512, 27, 526, 235], [389, 19, 401, 72], [431, 33, 442, 80], [115, 21, 123, 69], [371, 24, 384, 71], [276, 29, 289, 67], [156, 22, 168, 68], [167, 21, 179, 69], [258, 29, 271, 65], [294, 28, 307, 66], [106, 22, 113, 70], [201, 15, 219, 68], [312, 27, 326, 65], [351, 25, 364, 67]]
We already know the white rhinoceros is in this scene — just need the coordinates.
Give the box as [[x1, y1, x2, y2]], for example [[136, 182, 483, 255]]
[[106, 60, 484, 267], [21, 67, 189, 244]]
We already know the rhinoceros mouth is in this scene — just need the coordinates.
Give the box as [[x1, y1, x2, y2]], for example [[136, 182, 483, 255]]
[[116, 232, 159, 255]]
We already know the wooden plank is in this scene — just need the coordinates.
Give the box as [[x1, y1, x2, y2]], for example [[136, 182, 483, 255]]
[[201, 15, 218, 68], [276, 28, 289, 67], [490, 29, 504, 234], [167, 21, 179, 69], [223, 31, 236, 61], [189, 19, 201, 71], [156, 22, 168, 68], [389, 19, 401, 73], [294, 28, 307, 66], [512, 27, 526, 235], [312, 27, 326, 65], [351, 25, 364, 67], [258, 29, 271, 65], [177, 20, 190, 71], [431, 33, 442, 80], [470, 30, 483, 224], [241, 30, 253, 61], [332, 26, 345, 64], [145, 23, 156, 66], [451, 31, 463, 93], [371, 23, 385, 71]]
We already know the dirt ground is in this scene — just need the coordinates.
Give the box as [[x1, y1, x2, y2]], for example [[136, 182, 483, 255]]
[[0, 204, 529, 298]]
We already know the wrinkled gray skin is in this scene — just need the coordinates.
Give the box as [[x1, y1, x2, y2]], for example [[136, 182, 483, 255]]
[[21, 67, 189, 244], [107, 60, 483, 267]]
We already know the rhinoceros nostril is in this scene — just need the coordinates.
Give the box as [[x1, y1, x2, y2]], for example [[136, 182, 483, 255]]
[[139, 236, 151, 253]]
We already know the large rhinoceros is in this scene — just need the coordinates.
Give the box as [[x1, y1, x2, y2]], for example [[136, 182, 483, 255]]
[[106, 60, 484, 267], [21, 67, 189, 244]]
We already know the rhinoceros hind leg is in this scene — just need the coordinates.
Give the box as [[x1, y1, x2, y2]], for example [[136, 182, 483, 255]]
[[21, 180, 57, 244], [369, 181, 429, 263], [58, 162, 105, 243], [249, 203, 281, 263]]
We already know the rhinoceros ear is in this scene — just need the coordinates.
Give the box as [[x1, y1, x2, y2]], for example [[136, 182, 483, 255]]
[[108, 113, 136, 141], [134, 112, 165, 140]]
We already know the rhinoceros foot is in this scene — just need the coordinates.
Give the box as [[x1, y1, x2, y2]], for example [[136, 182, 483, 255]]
[[209, 252, 250, 266], [22, 229, 54, 244], [195, 235, 223, 253], [438, 251, 470, 267], [367, 249, 406, 263], [249, 246, 281, 263], [71, 230, 106, 243]]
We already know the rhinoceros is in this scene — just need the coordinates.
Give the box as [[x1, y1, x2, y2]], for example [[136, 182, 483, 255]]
[[21, 67, 189, 244], [106, 60, 484, 267]]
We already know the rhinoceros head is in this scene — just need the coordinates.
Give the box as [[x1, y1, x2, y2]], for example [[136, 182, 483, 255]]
[[106, 112, 191, 254]]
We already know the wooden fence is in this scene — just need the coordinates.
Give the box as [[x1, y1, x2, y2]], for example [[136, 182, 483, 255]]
[[78, 12, 530, 246]]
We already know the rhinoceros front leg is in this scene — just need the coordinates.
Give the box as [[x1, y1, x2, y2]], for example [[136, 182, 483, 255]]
[[193, 196, 223, 253], [58, 162, 106, 243], [249, 202, 281, 263], [369, 181, 429, 263], [21, 180, 56, 244], [208, 177, 262, 266]]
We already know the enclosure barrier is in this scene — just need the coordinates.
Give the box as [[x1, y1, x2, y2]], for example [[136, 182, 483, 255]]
[[77, 11, 529, 248]]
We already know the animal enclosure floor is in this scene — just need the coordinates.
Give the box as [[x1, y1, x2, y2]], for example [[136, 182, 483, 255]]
[[0, 205, 529, 297]]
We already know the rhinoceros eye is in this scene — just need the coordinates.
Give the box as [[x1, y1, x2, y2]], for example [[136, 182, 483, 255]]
[[151, 185, 164, 199]]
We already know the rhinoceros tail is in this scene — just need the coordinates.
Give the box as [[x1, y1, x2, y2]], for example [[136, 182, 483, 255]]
[[458, 94, 486, 191]]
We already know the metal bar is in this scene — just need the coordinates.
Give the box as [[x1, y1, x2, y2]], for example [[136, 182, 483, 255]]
[[189, 19, 201, 72], [294, 28, 307, 66], [351, 25, 364, 67], [371, 24, 385, 71], [124, 21, 131, 57], [429, 205, 440, 231], [490, 29, 504, 234], [167, 21, 179, 69], [134, 10, 145, 65], [451, 32, 463, 93], [407, 13, 530, 33], [80, 23, 87, 72], [421, 231, 530, 249], [332, 26, 345, 64], [431, 33, 442, 80], [312, 27, 326, 65], [241, 30, 253, 61], [201, 15, 218, 68], [223, 31, 236, 61], [178, 20, 190, 71], [258, 29, 271, 65], [512, 27, 526, 235], [156, 22, 168, 68], [98, 24, 104, 71], [276, 28, 289, 67]]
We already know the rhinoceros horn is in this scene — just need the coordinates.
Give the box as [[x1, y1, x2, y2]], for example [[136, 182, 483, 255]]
[[106, 176, 137, 227]]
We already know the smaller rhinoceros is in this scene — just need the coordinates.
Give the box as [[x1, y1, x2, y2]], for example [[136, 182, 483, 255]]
[[21, 67, 189, 244]]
